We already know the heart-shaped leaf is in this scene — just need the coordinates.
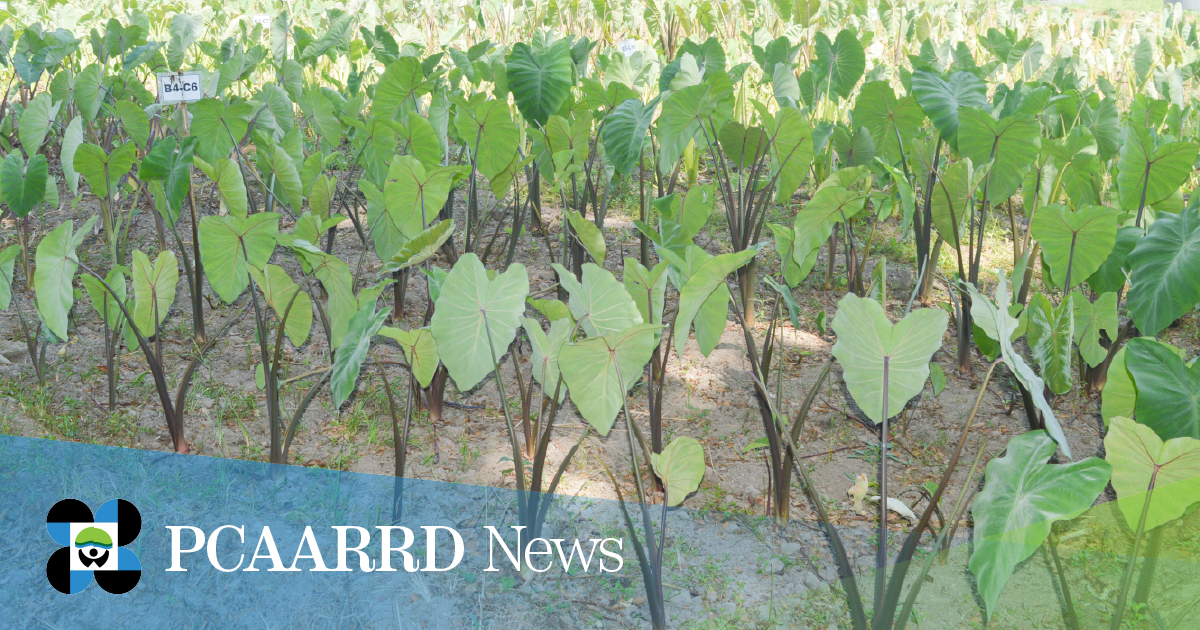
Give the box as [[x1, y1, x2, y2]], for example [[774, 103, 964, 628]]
[[602, 97, 656, 177], [74, 142, 138, 200], [560, 323, 661, 435], [378, 326, 440, 389], [623, 258, 670, 326], [957, 108, 1041, 204], [1, 154, 48, 218], [674, 249, 757, 357], [831, 293, 947, 423], [1125, 204, 1200, 338], [1072, 291, 1118, 368], [1106, 416, 1200, 532], [813, 29, 864, 100], [248, 264, 312, 348], [507, 39, 573, 127], [1025, 293, 1074, 395], [910, 70, 987, 151], [554, 263, 642, 338], [771, 107, 814, 202], [1031, 204, 1118, 291], [1125, 337, 1200, 441], [330, 304, 391, 408], [430, 253, 529, 390], [18, 92, 61, 153], [522, 317, 570, 402], [382, 219, 454, 272], [34, 217, 97, 340], [791, 186, 867, 271], [969, 431, 1111, 618], [651, 436, 706, 506], [1117, 125, 1198, 215], [566, 210, 606, 264], [190, 99, 253, 166], [193, 156, 248, 219], [198, 213, 280, 303], [852, 81, 925, 165], [130, 250, 178, 338]]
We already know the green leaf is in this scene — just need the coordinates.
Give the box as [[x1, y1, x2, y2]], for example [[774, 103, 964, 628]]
[[1117, 126, 1198, 214], [674, 249, 757, 357], [0, 245, 20, 310], [623, 258, 669, 327], [34, 217, 97, 340], [382, 219, 454, 272], [930, 158, 987, 248], [130, 250, 178, 337], [73, 64, 104, 122], [566, 209, 606, 263], [601, 97, 655, 177], [60, 116, 84, 197], [656, 84, 720, 173], [814, 29, 865, 100], [770, 107, 814, 202], [139, 136, 196, 225], [190, 99, 253, 166], [167, 14, 203, 71], [18, 92, 61, 153], [852, 82, 924, 165], [115, 101, 150, 150], [1031, 204, 1118, 291], [193, 156, 248, 219], [1125, 206, 1200, 337], [73, 142, 137, 200], [791, 186, 867, 272], [507, 39, 574, 127], [559, 323, 661, 435], [764, 276, 801, 331], [373, 56, 424, 120], [430, 253, 528, 391], [969, 431, 1111, 618], [1, 153, 48, 218], [455, 100, 519, 195], [1106, 416, 1200, 532], [967, 273, 1071, 458], [198, 213, 280, 303], [930, 363, 947, 396], [718, 121, 768, 169], [522, 317, 570, 402], [330, 304, 390, 408], [831, 125, 875, 167], [651, 436, 706, 506], [79, 266, 127, 328], [260, 145, 303, 213], [528, 298, 573, 323], [956, 108, 1040, 204], [910, 70, 987, 151], [831, 293, 947, 423], [1125, 337, 1200, 441], [378, 326, 440, 389], [1072, 292, 1118, 368], [554, 263, 642, 338], [1087, 226, 1139, 295], [249, 264, 312, 347], [364, 157, 466, 261], [290, 240, 357, 347], [1025, 293, 1074, 396]]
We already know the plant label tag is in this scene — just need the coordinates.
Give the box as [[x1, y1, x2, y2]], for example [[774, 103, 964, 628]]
[[156, 72, 205, 104], [251, 14, 271, 27], [0, 3, 8, 11], [618, 39, 639, 58]]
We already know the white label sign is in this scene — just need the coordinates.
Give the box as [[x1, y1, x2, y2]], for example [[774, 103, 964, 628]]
[[156, 72, 205, 104], [0, 3, 8, 12], [251, 14, 271, 27], [618, 39, 639, 58]]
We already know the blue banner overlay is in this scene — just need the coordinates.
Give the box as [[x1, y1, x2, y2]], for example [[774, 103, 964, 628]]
[[2, 436, 1197, 629]]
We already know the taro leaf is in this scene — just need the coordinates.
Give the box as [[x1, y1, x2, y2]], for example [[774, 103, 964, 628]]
[[507, 39, 573, 127], [559, 323, 661, 435], [718, 122, 768, 170], [1030, 204, 1118, 291], [1072, 291, 1118, 368], [1116, 126, 1198, 214], [381, 219, 453, 274], [770, 107, 814, 202], [651, 436, 706, 506], [674, 249, 757, 358], [624, 258, 670, 326], [966, 272, 1072, 458], [602, 97, 656, 177], [930, 363, 947, 396], [115, 101, 150, 150], [79, 266, 127, 328], [830, 293, 947, 424], [290, 240, 357, 347], [373, 56, 423, 120], [454, 100, 519, 195], [1125, 206, 1200, 338], [73, 142, 137, 200], [768, 223, 805, 287], [259, 145, 303, 213], [197, 213, 280, 303], [1125, 337, 1200, 441], [139, 136, 196, 224], [956, 108, 1041, 204], [852, 81, 924, 165], [1105, 416, 1200, 532], [791, 186, 867, 272], [528, 298, 573, 323], [764, 276, 800, 331], [130, 250, 178, 337], [771, 63, 799, 105], [248, 264, 312, 347], [60, 116, 84, 196], [0, 245, 20, 310], [522, 317, 570, 402], [18, 92, 61, 153], [330, 305, 390, 408], [193, 156, 248, 219], [190, 99, 253, 166], [969, 431, 1111, 619], [831, 125, 875, 167], [930, 158, 985, 248], [1100, 341, 1188, 427], [656, 84, 720, 173], [554, 263, 642, 338], [1087, 226, 1140, 295], [430, 254, 528, 391], [168, 13, 203, 71], [813, 29, 865, 100], [0, 153, 48, 218], [378, 326, 439, 388], [34, 217, 97, 340], [1025, 293, 1074, 395], [566, 209, 606, 263], [74, 64, 104, 122], [909, 70, 987, 151]]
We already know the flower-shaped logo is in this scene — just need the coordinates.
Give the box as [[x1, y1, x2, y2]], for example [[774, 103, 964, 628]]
[[46, 499, 142, 594]]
